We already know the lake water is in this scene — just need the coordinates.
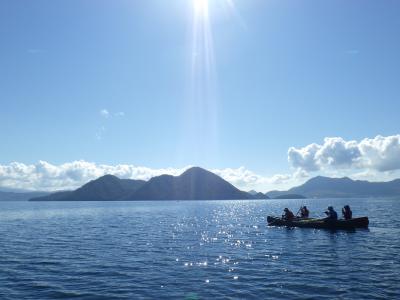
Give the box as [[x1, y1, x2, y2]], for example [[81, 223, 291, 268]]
[[0, 198, 399, 299]]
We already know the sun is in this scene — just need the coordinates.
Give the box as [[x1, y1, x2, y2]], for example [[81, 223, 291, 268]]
[[193, 0, 209, 17]]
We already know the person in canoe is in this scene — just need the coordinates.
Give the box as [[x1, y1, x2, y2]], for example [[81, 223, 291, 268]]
[[282, 208, 295, 221], [324, 206, 338, 220], [300, 206, 310, 218], [342, 205, 352, 220]]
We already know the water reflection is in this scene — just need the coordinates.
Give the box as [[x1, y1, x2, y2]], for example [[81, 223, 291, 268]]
[[0, 199, 399, 299]]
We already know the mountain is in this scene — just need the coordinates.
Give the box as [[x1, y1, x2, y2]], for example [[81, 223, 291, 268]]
[[254, 192, 269, 199], [248, 190, 269, 199], [248, 190, 258, 195], [31, 175, 146, 201], [0, 190, 50, 201], [266, 176, 400, 198], [124, 167, 254, 200], [30, 167, 261, 201]]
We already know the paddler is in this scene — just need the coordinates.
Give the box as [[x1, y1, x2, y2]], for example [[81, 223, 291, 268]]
[[282, 208, 295, 221], [300, 206, 310, 218], [324, 206, 338, 220], [342, 205, 352, 220]]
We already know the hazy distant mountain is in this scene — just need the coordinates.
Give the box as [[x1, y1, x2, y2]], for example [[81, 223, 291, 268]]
[[31, 167, 261, 201], [0, 190, 50, 201], [266, 176, 400, 198], [0, 187, 36, 193], [254, 192, 269, 199], [248, 190, 269, 199], [31, 175, 146, 201], [273, 194, 306, 199]]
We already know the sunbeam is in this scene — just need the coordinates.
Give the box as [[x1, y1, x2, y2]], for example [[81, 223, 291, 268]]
[[193, 0, 209, 17], [182, 0, 218, 162], [181, 0, 240, 163]]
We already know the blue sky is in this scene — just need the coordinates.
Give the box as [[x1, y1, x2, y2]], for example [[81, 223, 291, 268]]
[[1, 0, 400, 191]]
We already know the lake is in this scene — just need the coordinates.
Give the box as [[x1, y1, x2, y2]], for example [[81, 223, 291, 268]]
[[0, 198, 399, 299]]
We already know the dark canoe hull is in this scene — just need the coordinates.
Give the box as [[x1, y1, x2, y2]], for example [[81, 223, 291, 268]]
[[267, 216, 369, 229]]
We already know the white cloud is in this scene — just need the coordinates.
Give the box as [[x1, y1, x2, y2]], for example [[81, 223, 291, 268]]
[[212, 167, 301, 191], [358, 135, 400, 171], [3, 134, 398, 193], [316, 137, 361, 167], [213, 167, 260, 187], [288, 135, 400, 173], [100, 109, 125, 119], [97, 110, 125, 140], [100, 109, 110, 118], [288, 143, 321, 172], [0, 162, 300, 193], [0, 161, 191, 192]]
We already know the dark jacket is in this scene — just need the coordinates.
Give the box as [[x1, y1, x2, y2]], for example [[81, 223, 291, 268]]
[[342, 208, 352, 220], [326, 209, 338, 220], [301, 207, 310, 218], [283, 210, 295, 221]]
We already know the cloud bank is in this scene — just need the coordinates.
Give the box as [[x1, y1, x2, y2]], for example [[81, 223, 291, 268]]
[[0, 162, 286, 192], [288, 135, 400, 172], [0, 161, 191, 191], [1, 134, 399, 193]]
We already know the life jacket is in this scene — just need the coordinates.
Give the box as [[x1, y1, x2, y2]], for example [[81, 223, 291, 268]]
[[285, 210, 295, 220], [301, 208, 309, 218]]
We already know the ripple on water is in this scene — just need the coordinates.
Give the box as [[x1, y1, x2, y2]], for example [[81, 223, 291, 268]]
[[0, 199, 399, 299]]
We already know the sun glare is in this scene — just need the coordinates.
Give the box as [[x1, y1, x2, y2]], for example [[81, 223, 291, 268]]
[[185, 0, 240, 160], [193, 0, 209, 17]]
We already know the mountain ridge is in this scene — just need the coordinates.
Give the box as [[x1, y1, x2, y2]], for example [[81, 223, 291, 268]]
[[21, 171, 400, 201], [266, 176, 400, 198], [30, 167, 266, 201], [0, 190, 50, 201]]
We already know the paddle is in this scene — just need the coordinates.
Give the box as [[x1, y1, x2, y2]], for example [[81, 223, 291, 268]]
[[296, 200, 307, 217], [295, 207, 302, 217]]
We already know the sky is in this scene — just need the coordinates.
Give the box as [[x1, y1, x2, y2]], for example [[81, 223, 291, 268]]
[[1, 0, 400, 192]]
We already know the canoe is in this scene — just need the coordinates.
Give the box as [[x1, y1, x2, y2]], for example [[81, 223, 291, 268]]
[[267, 216, 369, 230]]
